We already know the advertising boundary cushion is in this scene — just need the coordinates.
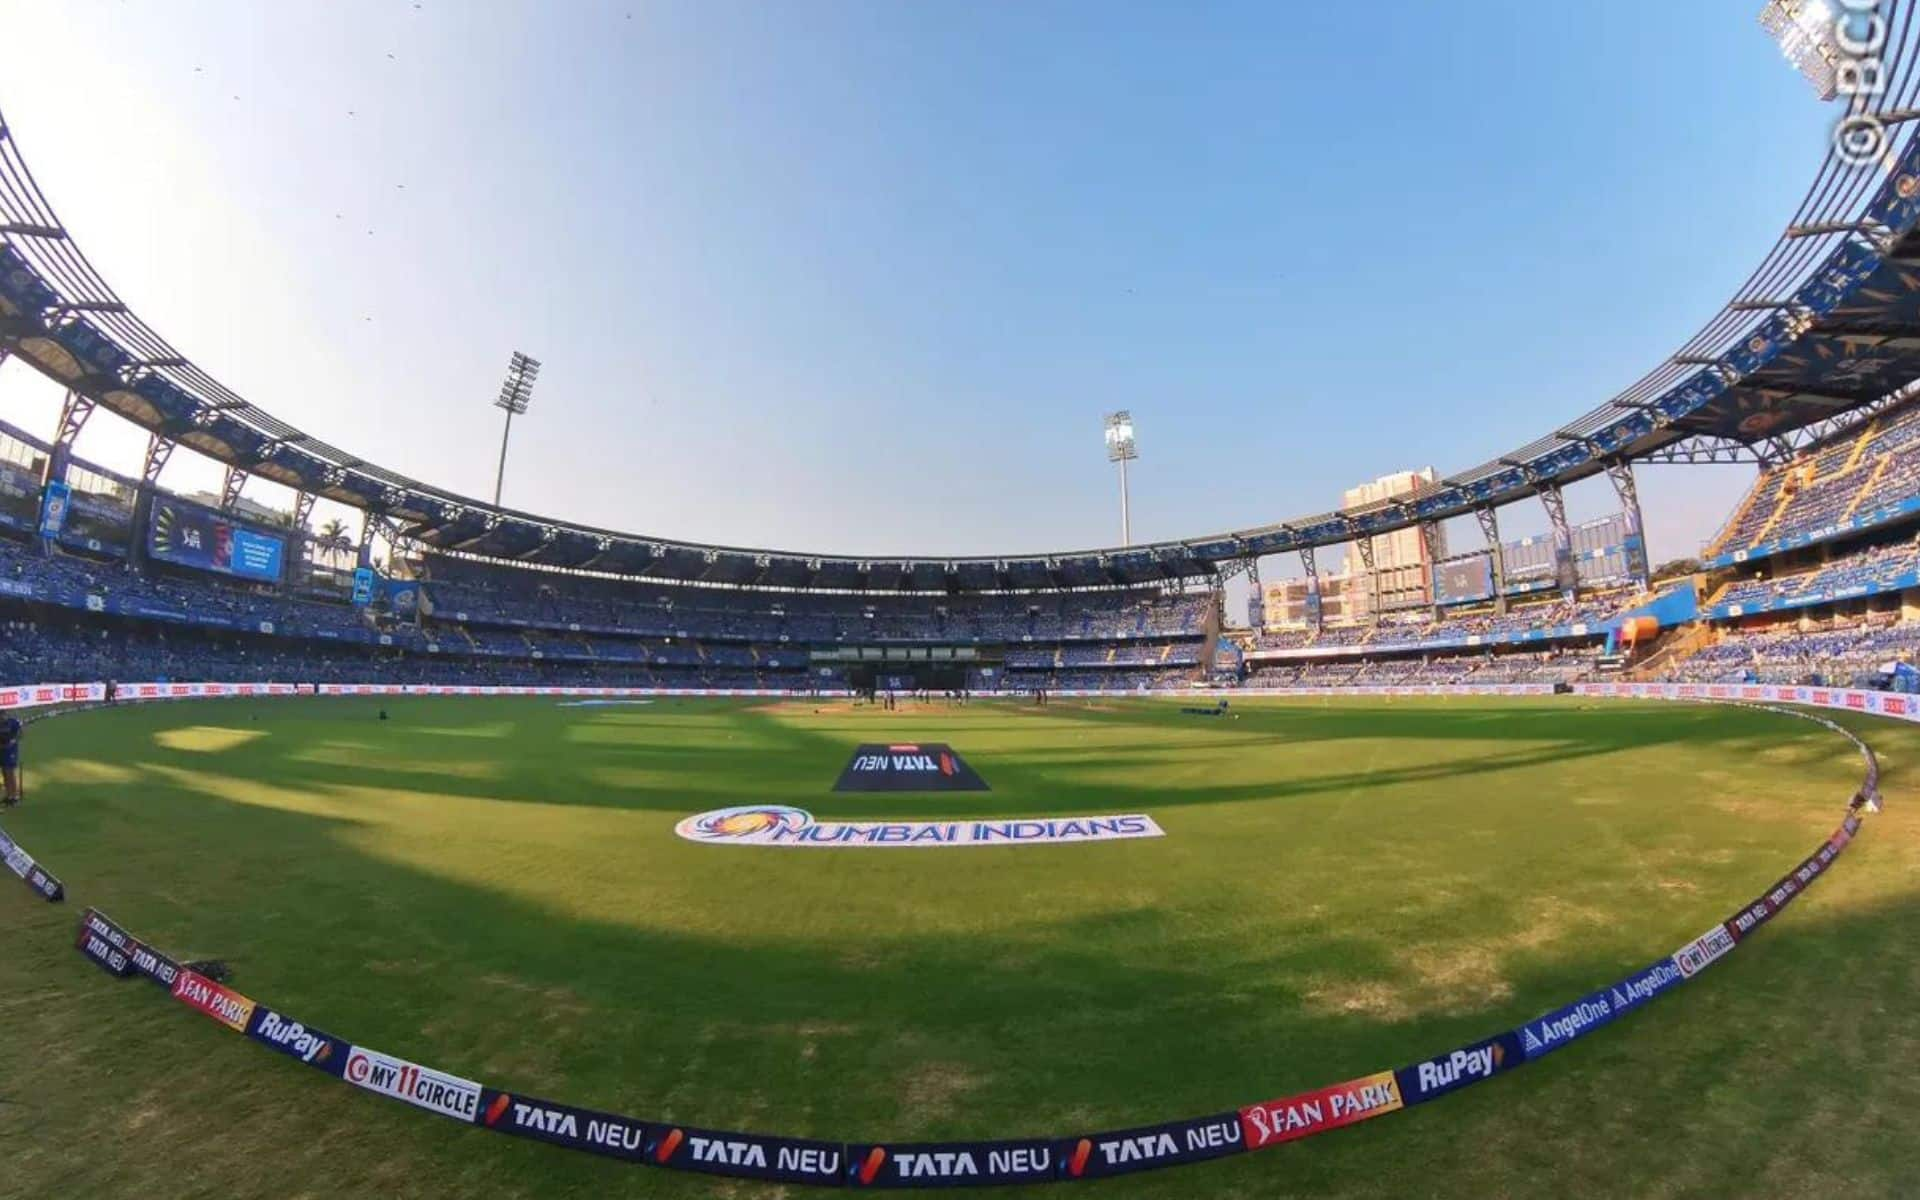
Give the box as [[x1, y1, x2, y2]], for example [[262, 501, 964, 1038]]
[[170, 968, 257, 1033], [246, 1006, 350, 1077], [846, 1138, 1056, 1188], [646, 1122, 846, 1186], [1238, 1072, 1403, 1151], [477, 1089, 656, 1164], [1394, 1031, 1522, 1106], [1054, 1112, 1245, 1180], [0, 822, 65, 902]]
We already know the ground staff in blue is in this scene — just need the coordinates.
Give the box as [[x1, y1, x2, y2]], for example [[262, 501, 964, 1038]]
[[0, 708, 21, 807]]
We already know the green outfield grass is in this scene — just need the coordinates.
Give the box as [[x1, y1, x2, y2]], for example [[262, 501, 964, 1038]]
[[1, 695, 1916, 1198]]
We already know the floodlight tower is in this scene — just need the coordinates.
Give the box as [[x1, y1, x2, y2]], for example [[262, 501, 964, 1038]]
[[1103, 410, 1138, 546], [491, 351, 541, 507], [1757, 0, 1850, 100]]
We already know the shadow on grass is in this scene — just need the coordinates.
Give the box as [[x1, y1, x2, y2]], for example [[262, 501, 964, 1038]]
[[2, 698, 1915, 1198], [58, 696, 1869, 825]]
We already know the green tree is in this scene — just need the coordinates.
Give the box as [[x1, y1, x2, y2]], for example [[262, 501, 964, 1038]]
[[315, 517, 355, 568]]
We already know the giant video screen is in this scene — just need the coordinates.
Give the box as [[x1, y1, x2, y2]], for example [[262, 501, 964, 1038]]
[[148, 497, 286, 583], [1434, 554, 1495, 606]]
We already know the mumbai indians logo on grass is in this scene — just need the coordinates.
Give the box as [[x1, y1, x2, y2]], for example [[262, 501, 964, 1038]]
[[677, 805, 814, 842], [674, 805, 1165, 848]]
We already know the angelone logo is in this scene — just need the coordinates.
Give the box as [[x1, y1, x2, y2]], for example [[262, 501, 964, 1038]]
[[1518, 992, 1617, 1060], [674, 805, 1165, 849], [1609, 957, 1685, 1008]]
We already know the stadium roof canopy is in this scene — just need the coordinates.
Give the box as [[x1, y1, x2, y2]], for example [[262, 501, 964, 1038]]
[[10, 27, 1920, 592]]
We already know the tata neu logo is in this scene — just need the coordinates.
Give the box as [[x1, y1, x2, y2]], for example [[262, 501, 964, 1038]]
[[833, 743, 988, 792]]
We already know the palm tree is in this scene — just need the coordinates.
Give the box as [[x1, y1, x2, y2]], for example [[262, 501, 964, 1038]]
[[316, 517, 355, 569]]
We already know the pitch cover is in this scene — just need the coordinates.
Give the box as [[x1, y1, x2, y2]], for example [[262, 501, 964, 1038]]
[[833, 744, 989, 792]]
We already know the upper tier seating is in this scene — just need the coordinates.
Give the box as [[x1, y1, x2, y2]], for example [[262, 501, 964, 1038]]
[[1711, 400, 1920, 558]]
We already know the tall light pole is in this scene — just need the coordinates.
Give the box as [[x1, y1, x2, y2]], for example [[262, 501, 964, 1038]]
[[491, 351, 541, 507], [1104, 410, 1138, 546]]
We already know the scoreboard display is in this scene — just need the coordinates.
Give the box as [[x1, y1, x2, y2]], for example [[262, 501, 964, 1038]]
[[1434, 555, 1495, 606], [148, 498, 286, 583]]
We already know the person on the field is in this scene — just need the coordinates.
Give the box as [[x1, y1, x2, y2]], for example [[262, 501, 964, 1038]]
[[0, 708, 21, 808]]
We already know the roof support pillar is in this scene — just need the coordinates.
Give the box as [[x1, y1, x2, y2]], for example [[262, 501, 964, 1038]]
[[1420, 520, 1443, 617], [220, 465, 248, 511], [1300, 544, 1321, 630], [1354, 534, 1380, 623], [1476, 506, 1508, 614], [1241, 555, 1264, 630], [1538, 482, 1577, 596], [1604, 460, 1651, 589]]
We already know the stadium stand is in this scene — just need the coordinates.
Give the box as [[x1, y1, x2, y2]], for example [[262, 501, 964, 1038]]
[[0, 519, 1215, 693], [1706, 397, 1920, 565], [11, 95, 1920, 701]]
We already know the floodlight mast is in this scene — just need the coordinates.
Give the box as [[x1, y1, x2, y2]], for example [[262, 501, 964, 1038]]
[[491, 351, 541, 508], [1104, 410, 1138, 546]]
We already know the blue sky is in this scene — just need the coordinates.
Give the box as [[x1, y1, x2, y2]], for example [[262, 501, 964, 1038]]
[[0, 1, 1837, 572]]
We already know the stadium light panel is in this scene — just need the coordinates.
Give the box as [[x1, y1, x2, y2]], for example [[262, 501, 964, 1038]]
[[1758, 0, 1846, 101], [1104, 410, 1137, 463], [1104, 411, 1138, 546], [494, 351, 541, 416], [491, 351, 542, 506]]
